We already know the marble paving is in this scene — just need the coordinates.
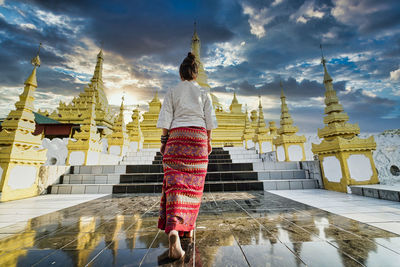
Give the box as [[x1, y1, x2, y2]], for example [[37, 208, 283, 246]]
[[271, 189, 400, 236], [0, 191, 400, 266], [0, 194, 108, 229]]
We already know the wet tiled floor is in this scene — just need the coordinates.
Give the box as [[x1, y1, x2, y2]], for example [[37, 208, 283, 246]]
[[1, 192, 400, 266]]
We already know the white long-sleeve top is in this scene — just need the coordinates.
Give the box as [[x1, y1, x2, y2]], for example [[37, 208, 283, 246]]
[[156, 80, 218, 130]]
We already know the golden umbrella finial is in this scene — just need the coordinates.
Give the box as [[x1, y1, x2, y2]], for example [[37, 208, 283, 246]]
[[31, 42, 42, 67]]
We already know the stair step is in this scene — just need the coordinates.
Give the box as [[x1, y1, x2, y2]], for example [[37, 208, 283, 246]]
[[125, 163, 254, 174], [263, 179, 319, 190], [49, 180, 265, 194], [49, 178, 318, 194], [62, 169, 307, 185]]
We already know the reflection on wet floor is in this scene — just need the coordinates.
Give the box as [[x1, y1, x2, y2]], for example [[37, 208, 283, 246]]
[[0, 192, 400, 266]]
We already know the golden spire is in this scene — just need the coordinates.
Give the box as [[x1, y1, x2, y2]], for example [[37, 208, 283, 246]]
[[24, 43, 42, 87], [192, 21, 200, 44], [91, 49, 104, 83], [320, 44, 332, 84], [148, 90, 161, 114], [151, 90, 159, 103], [232, 92, 238, 104], [229, 91, 242, 113], [120, 95, 125, 111], [317, 51, 359, 140], [256, 95, 267, 133], [190, 22, 211, 90], [258, 95, 263, 115], [277, 82, 298, 135]]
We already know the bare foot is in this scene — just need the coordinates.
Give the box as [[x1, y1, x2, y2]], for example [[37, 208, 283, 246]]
[[183, 230, 193, 238], [169, 230, 185, 260]]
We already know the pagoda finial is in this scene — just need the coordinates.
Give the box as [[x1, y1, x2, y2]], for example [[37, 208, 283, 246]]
[[192, 21, 199, 41], [31, 42, 42, 67], [277, 81, 298, 136], [320, 44, 332, 84], [280, 80, 285, 98], [25, 43, 42, 87], [258, 94, 262, 108], [120, 94, 125, 111], [92, 47, 104, 83], [232, 92, 238, 104]]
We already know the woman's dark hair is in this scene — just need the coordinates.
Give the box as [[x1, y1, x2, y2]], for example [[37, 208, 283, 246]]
[[179, 52, 198, 81]]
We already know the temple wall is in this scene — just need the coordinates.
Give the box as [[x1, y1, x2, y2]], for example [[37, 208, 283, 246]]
[[305, 132, 400, 185], [38, 165, 71, 194], [42, 138, 121, 166]]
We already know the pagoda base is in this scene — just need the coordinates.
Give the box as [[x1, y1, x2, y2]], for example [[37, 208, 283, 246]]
[[0, 163, 41, 202], [317, 150, 378, 193], [312, 136, 378, 193]]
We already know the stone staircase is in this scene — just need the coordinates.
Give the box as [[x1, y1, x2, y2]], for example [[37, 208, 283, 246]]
[[49, 147, 320, 194]]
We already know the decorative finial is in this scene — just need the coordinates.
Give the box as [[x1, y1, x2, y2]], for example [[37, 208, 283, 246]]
[[280, 80, 285, 97], [100, 41, 104, 50], [320, 44, 333, 83], [320, 44, 326, 66], [31, 43, 42, 67], [194, 21, 197, 33]]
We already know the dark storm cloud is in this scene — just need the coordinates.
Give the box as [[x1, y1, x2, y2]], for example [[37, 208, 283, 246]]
[[212, 76, 346, 100], [330, 0, 400, 35], [24, 0, 235, 60]]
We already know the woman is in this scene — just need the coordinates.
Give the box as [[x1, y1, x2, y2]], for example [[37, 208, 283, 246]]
[[156, 52, 217, 260]]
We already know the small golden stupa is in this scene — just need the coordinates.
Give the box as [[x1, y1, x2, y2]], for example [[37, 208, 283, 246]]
[[242, 105, 255, 149], [273, 82, 306, 161], [141, 91, 162, 148], [312, 52, 378, 192], [107, 97, 129, 156], [252, 96, 274, 153], [126, 105, 143, 152], [0, 44, 47, 201]]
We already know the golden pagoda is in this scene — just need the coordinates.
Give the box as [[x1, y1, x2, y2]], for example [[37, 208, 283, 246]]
[[66, 93, 103, 165], [273, 82, 306, 161], [45, 49, 115, 135], [242, 105, 255, 149], [252, 96, 275, 153], [107, 97, 129, 156], [141, 91, 162, 148], [191, 25, 246, 147], [126, 105, 143, 152], [0, 45, 47, 202], [312, 53, 378, 192]]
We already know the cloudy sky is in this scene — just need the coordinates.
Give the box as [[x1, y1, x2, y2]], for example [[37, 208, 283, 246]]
[[0, 0, 399, 133]]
